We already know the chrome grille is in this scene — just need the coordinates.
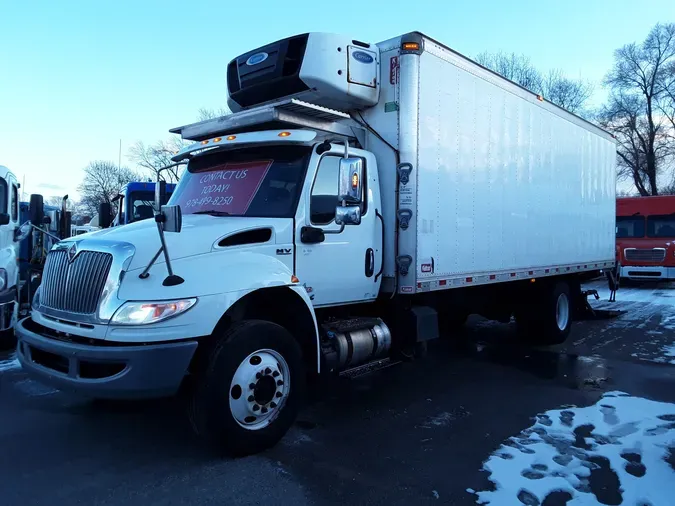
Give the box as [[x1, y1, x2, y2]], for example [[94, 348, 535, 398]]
[[624, 248, 666, 263], [40, 249, 113, 314]]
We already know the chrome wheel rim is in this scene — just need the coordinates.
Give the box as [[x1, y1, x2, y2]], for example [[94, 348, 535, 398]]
[[229, 349, 290, 431], [556, 293, 570, 331]]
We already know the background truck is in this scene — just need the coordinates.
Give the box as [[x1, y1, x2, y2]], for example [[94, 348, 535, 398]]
[[616, 196, 675, 281], [110, 181, 176, 227], [16, 32, 616, 456]]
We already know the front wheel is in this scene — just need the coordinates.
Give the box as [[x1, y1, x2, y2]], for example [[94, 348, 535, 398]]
[[189, 320, 305, 456]]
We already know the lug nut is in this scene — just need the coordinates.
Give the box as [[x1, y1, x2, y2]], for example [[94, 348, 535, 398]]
[[272, 371, 280, 378], [270, 402, 277, 408], [253, 404, 260, 412], [256, 372, 262, 379], [248, 395, 255, 402], [277, 380, 283, 386], [265, 367, 271, 374], [249, 383, 256, 390], [276, 391, 282, 398], [261, 407, 268, 414]]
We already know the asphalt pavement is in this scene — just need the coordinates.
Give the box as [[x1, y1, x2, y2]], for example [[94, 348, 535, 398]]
[[1, 279, 674, 505]]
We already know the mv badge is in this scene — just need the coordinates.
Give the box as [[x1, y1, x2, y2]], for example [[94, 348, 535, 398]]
[[67, 243, 78, 263]]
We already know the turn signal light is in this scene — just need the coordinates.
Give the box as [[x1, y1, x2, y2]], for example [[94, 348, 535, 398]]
[[351, 173, 359, 189], [291, 275, 299, 283]]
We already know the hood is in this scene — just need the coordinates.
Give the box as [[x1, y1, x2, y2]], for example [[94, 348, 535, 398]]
[[77, 215, 293, 271], [617, 238, 675, 250]]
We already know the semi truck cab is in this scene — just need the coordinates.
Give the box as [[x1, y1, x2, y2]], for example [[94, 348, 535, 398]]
[[111, 181, 177, 226], [0, 165, 22, 346], [616, 196, 675, 281]]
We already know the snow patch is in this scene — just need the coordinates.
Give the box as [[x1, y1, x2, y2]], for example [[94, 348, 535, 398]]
[[13, 379, 58, 397], [473, 392, 675, 505], [0, 354, 20, 372], [591, 282, 675, 307], [420, 407, 471, 428]]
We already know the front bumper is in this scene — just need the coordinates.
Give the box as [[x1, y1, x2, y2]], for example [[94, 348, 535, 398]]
[[620, 265, 675, 281], [16, 318, 198, 399]]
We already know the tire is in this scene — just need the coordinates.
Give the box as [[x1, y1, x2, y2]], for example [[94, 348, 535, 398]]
[[516, 281, 572, 345], [188, 320, 305, 457]]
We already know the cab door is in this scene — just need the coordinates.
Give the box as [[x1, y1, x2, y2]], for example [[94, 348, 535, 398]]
[[294, 146, 382, 307]]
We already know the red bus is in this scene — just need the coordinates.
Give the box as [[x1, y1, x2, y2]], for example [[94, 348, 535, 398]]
[[616, 196, 675, 281]]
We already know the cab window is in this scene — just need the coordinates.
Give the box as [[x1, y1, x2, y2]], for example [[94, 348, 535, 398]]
[[11, 185, 18, 221]]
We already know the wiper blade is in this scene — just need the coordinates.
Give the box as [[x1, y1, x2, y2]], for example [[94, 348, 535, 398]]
[[192, 210, 231, 216]]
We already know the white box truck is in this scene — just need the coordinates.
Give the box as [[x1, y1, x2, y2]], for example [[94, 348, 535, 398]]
[[16, 32, 616, 455]]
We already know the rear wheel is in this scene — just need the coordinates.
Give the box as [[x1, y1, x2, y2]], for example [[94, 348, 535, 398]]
[[189, 320, 304, 456], [516, 281, 572, 345]]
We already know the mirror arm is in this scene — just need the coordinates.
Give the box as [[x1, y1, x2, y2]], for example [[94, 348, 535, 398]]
[[27, 222, 61, 242], [322, 224, 345, 235]]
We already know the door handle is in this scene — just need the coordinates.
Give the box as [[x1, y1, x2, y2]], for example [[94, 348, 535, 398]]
[[365, 248, 374, 277]]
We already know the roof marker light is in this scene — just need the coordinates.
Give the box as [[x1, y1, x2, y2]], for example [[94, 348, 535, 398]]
[[278, 131, 291, 137], [227, 135, 236, 141], [201, 140, 209, 145], [213, 137, 222, 143]]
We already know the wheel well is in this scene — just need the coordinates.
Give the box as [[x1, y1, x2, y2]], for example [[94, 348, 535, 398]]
[[204, 287, 319, 375]]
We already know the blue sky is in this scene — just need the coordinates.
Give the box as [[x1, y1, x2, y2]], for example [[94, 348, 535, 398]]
[[1, 0, 673, 200]]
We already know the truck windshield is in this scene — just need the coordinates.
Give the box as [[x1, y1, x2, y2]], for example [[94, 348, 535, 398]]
[[169, 145, 311, 218], [647, 215, 675, 238], [616, 216, 645, 238], [128, 191, 156, 222]]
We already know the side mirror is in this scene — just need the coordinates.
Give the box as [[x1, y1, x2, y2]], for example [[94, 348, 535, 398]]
[[29, 194, 44, 225], [155, 180, 167, 210], [14, 221, 31, 242], [337, 157, 364, 204], [161, 205, 182, 233], [335, 205, 361, 226], [98, 202, 112, 229], [300, 226, 325, 244], [0, 213, 9, 226]]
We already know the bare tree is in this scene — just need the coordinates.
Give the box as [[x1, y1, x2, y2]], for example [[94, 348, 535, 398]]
[[128, 136, 187, 183], [475, 52, 543, 91], [602, 23, 675, 196], [475, 51, 592, 114], [197, 107, 230, 121], [541, 69, 593, 114], [77, 161, 140, 216]]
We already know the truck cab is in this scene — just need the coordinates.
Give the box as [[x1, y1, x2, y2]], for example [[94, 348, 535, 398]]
[[111, 181, 176, 226], [0, 166, 23, 346], [616, 196, 675, 281]]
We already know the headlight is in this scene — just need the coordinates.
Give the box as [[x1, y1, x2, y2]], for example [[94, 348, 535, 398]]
[[111, 298, 197, 325], [0, 269, 7, 292]]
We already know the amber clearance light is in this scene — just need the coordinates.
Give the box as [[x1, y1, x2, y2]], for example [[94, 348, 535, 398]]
[[402, 42, 420, 51], [226, 135, 237, 141], [278, 131, 292, 137]]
